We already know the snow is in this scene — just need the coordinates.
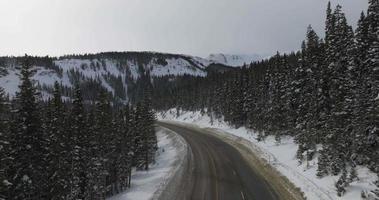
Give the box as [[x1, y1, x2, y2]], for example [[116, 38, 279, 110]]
[[0, 56, 207, 98], [127, 61, 141, 80], [33, 66, 66, 87], [207, 53, 263, 67], [148, 58, 206, 77], [0, 68, 20, 96], [108, 127, 186, 200], [54, 59, 123, 80], [186, 56, 211, 68], [0, 65, 62, 97], [157, 109, 379, 200]]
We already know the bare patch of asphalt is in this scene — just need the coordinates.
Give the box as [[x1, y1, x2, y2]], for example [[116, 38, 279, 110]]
[[157, 121, 305, 200]]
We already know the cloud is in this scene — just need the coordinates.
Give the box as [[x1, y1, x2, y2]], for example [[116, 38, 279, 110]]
[[0, 0, 368, 57]]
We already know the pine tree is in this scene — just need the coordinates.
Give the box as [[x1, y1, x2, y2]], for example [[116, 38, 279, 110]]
[[335, 168, 348, 196], [365, 0, 379, 171], [69, 84, 89, 199], [115, 105, 131, 191], [45, 82, 69, 199], [295, 26, 321, 162], [85, 107, 101, 199], [351, 11, 372, 166], [322, 5, 355, 175], [8, 56, 47, 199], [0, 87, 10, 199], [132, 103, 145, 169], [90, 90, 112, 198]]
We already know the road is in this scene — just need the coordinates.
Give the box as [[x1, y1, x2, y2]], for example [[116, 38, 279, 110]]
[[157, 122, 280, 200]]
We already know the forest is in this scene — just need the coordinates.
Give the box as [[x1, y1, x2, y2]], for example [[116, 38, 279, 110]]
[[0, 57, 157, 199], [0, 0, 377, 199], [151, 1, 379, 197]]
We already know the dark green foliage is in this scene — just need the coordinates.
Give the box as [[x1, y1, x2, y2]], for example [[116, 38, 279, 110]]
[[150, 2, 379, 196], [0, 1, 377, 198], [0, 87, 10, 199], [6, 56, 47, 199], [44, 82, 70, 199], [0, 56, 157, 199]]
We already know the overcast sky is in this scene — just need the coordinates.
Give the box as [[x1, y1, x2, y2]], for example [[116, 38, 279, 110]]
[[0, 0, 368, 58]]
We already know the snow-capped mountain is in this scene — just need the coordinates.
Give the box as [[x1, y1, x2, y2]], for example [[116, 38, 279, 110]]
[[0, 52, 207, 102], [207, 53, 263, 67], [0, 51, 265, 102]]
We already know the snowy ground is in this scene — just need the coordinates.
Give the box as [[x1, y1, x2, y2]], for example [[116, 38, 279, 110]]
[[108, 127, 187, 200], [157, 109, 379, 200]]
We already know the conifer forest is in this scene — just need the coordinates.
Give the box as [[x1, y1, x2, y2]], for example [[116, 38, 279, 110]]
[[0, 0, 378, 199], [151, 1, 379, 197], [0, 57, 157, 199]]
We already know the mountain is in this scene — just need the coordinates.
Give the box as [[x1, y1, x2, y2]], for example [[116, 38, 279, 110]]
[[0, 52, 207, 104], [0, 52, 266, 103], [207, 53, 263, 67]]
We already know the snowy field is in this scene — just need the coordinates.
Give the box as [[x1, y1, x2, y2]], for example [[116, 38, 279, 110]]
[[157, 109, 379, 200], [108, 127, 186, 200]]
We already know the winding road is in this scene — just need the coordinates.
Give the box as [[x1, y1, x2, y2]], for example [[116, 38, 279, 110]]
[[157, 122, 280, 200]]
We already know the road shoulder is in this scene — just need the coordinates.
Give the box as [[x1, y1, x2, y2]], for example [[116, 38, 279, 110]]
[[161, 120, 305, 200], [153, 126, 193, 200], [108, 126, 189, 200]]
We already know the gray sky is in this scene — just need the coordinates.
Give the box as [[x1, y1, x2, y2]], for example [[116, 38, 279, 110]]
[[0, 0, 368, 57]]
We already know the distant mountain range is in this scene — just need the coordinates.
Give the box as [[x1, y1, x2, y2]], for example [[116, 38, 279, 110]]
[[206, 53, 264, 67], [0, 51, 265, 103]]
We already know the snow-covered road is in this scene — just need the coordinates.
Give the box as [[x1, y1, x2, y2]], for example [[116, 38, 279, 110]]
[[157, 109, 379, 200]]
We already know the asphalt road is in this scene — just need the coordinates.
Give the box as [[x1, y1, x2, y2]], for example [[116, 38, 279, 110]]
[[157, 122, 279, 200]]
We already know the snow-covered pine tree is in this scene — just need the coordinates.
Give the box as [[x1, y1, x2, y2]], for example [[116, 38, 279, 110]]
[[45, 82, 70, 199], [85, 107, 103, 199], [0, 87, 10, 199], [141, 85, 157, 170], [265, 52, 284, 142], [349, 11, 371, 166], [229, 72, 245, 128], [116, 105, 132, 190], [92, 90, 113, 198], [244, 74, 257, 130], [316, 2, 338, 178], [8, 56, 47, 199], [69, 84, 89, 199], [133, 102, 145, 169], [335, 168, 348, 196], [108, 110, 122, 195], [324, 5, 355, 176], [295, 26, 321, 162], [275, 54, 292, 136], [364, 0, 379, 172]]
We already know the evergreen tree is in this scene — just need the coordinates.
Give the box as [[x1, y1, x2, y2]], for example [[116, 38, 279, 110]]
[[335, 168, 348, 196], [365, 0, 379, 171], [45, 82, 69, 199], [0, 87, 10, 199], [68, 84, 89, 199], [89, 90, 112, 198], [8, 56, 47, 199]]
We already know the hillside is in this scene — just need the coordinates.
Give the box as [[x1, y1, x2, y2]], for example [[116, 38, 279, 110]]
[[0, 52, 209, 103], [206, 53, 263, 67]]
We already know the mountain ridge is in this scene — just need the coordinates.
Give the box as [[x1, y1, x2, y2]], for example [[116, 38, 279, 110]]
[[0, 51, 264, 103]]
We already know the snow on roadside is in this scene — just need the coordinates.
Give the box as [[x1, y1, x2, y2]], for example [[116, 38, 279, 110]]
[[108, 127, 186, 200], [157, 109, 379, 200]]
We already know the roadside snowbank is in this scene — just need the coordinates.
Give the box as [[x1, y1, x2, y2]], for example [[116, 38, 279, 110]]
[[108, 127, 188, 200], [157, 109, 379, 200]]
